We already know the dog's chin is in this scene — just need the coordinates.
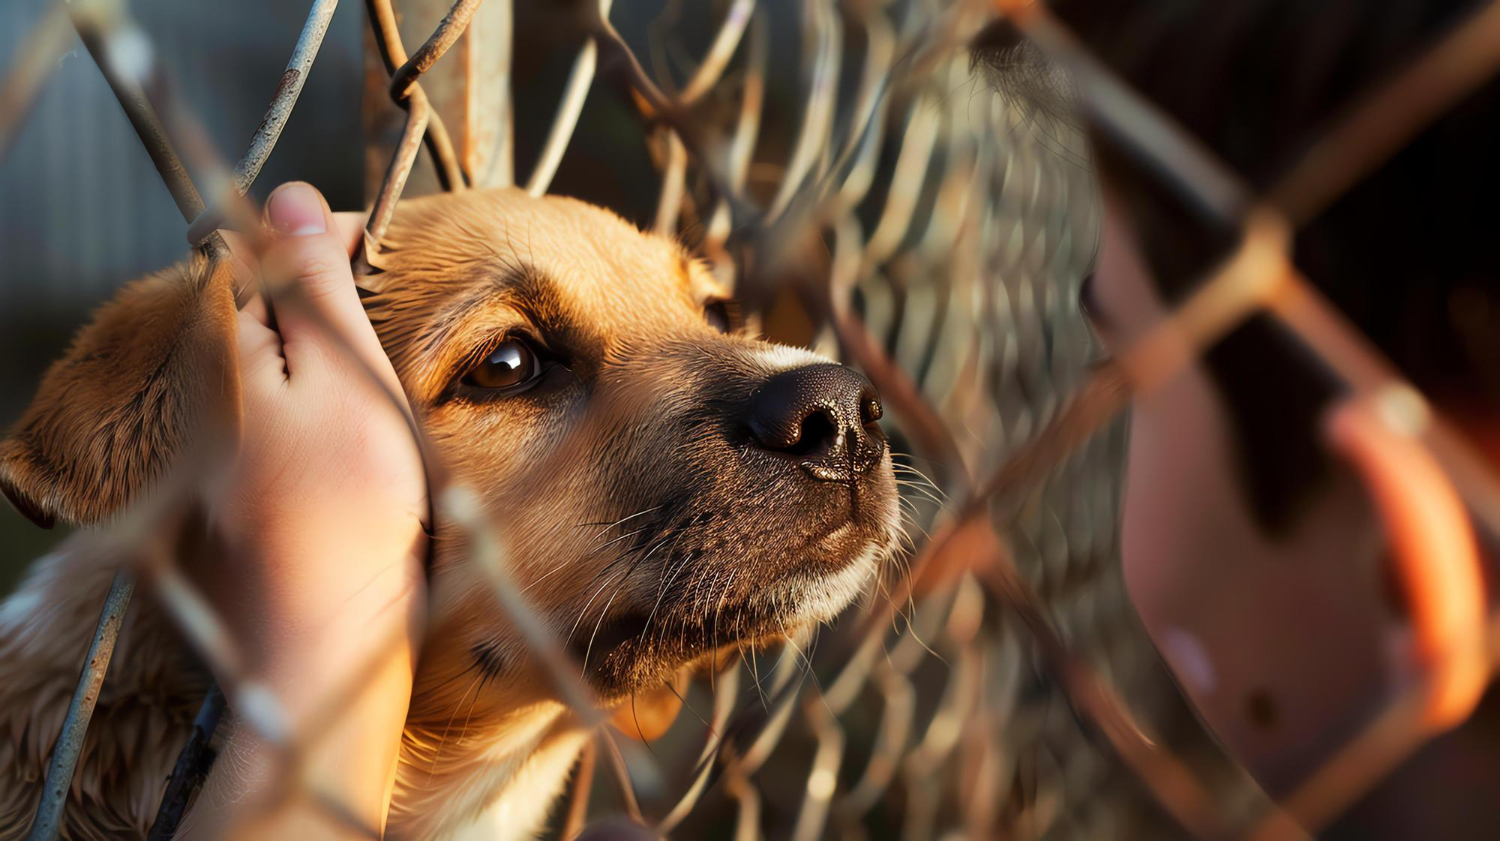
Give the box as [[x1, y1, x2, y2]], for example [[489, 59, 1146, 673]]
[[574, 536, 891, 699]]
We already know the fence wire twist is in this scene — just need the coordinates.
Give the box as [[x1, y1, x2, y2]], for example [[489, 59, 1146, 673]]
[[3, 0, 1500, 839]]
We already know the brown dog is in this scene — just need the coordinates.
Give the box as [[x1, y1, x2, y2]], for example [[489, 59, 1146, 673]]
[[0, 188, 901, 840]]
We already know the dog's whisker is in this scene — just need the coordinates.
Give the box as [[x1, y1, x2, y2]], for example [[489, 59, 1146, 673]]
[[894, 488, 942, 515], [661, 676, 714, 733], [450, 665, 499, 766], [775, 624, 824, 704], [892, 479, 949, 510], [517, 557, 583, 598], [635, 532, 678, 572], [896, 593, 943, 664], [568, 561, 635, 646], [587, 525, 655, 557], [745, 646, 770, 709], [895, 500, 933, 543], [874, 532, 922, 629], [647, 533, 695, 654], [520, 533, 648, 600], [894, 482, 930, 509], [891, 461, 946, 490], [890, 462, 937, 478], [584, 511, 661, 550], [581, 571, 632, 678], [580, 532, 681, 678], [896, 488, 946, 515], [639, 551, 696, 659], [576, 505, 662, 542], [891, 462, 942, 480], [579, 524, 683, 677], [895, 477, 947, 508], [868, 556, 893, 606], [427, 671, 486, 784], [708, 568, 741, 689]]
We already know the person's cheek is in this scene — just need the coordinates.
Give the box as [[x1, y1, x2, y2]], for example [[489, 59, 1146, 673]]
[[1121, 365, 1395, 791], [1084, 195, 1163, 350], [1095, 199, 1394, 792]]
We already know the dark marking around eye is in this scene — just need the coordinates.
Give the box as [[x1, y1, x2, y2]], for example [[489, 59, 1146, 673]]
[[471, 641, 507, 682]]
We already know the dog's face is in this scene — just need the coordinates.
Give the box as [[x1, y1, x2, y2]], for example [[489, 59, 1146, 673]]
[[0, 187, 900, 700], [353, 189, 899, 695]]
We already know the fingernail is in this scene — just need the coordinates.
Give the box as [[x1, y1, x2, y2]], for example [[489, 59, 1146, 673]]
[[266, 182, 326, 236]]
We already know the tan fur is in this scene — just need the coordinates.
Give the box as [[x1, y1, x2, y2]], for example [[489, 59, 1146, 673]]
[[0, 189, 899, 839], [0, 255, 241, 528]]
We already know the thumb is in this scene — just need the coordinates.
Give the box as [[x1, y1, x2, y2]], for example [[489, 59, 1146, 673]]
[[260, 182, 396, 392]]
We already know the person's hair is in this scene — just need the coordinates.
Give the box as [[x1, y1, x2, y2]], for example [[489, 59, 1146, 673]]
[[982, 0, 1500, 531]]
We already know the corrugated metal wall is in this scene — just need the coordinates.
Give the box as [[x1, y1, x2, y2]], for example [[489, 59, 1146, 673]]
[[0, 0, 366, 312]]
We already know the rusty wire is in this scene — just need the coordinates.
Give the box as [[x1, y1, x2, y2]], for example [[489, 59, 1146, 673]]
[[5, 0, 1500, 838], [23, 572, 134, 841], [183, 0, 341, 244]]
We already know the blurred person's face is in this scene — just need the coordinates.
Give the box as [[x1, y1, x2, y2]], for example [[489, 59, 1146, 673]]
[[1089, 187, 1401, 793]]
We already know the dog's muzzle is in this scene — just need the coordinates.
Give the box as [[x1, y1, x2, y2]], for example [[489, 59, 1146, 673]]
[[747, 363, 886, 482]]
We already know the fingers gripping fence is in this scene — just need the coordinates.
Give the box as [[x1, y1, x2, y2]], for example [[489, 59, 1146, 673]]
[[3, 0, 1500, 840]]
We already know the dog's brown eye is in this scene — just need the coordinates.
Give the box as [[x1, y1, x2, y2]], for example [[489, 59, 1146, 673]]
[[703, 300, 737, 333], [463, 339, 539, 391]]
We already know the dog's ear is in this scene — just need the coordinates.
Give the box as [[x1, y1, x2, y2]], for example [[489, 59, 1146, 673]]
[[0, 255, 241, 528]]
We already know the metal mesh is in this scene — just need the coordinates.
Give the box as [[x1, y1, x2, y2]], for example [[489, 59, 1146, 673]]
[[2, 0, 1499, 839]]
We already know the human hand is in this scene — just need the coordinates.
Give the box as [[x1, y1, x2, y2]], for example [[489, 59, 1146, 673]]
[[213, 182, 427, 699], [185, 182, 426, 837]]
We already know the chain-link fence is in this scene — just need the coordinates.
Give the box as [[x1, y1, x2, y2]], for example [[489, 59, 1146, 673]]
[[2, 0, 1498, 838]]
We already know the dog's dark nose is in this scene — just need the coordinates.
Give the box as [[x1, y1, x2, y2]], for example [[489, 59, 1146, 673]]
[[748, 363, 885, 480]]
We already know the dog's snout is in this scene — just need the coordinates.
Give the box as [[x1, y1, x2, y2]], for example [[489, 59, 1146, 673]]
[[748, 363, 885, 479]]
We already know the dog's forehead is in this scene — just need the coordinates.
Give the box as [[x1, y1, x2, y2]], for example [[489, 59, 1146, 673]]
[[379, 188, 713, 329]]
